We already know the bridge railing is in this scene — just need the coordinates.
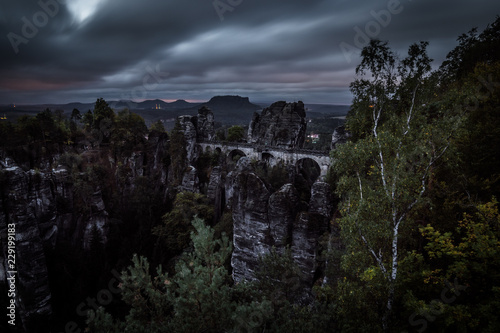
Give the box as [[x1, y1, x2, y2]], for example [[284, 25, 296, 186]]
[[197, 140, 331, 157]]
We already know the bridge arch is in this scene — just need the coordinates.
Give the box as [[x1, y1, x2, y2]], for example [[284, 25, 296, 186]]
[[296, 158, 321, 184], [261, 152, 276, 166], [228, 149, 247, 164]]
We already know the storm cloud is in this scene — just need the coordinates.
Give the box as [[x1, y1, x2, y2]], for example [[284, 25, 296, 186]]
[[1, 0, 499, 104]]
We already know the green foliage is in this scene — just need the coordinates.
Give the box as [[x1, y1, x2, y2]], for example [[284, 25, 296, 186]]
[[416, 199, 500, 331], [149, 119, 165, 133], [215, 127, 226, 141], [153, 192, 214, 255], [226, 125, 245, 142], [440, 16, 500, 82], [111, 109, 148, 156], [195, 149, 221, 188], [325, 18, 500, 332], [214, 209, 233, 240], [88, 218, 274, 333], [83, 98, 116, 146], [254, 247, 303, 306], [58, 152, 83, 171], [164, 217, 234, 332], [332, 39, 462, 330]]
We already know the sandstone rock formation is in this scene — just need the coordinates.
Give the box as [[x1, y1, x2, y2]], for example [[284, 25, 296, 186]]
[[0, 132, 170, 331], [248, 101, 307, 148], [0, 164, 71, 332], [195, 106, 215, 142], [331, 125, 350, 149], [177, 106, 216, 165], [225, 157, 334, 290]]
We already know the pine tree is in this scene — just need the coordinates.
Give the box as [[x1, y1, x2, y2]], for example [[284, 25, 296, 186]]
[[87, 218, 273, 332]]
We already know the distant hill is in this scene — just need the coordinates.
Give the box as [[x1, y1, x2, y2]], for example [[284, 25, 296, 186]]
[[169, 99, 194, 109], [0, 97, 350, 129], [305, 104, 350, 117], [184, 95, 261, 125]]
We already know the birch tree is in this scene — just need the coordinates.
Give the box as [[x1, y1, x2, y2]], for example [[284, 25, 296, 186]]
[[333, 40, 461, 330]]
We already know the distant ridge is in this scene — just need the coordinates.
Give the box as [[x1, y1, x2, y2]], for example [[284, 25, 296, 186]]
[[169, 99, 192, 109], [0, 96, 349, 128], [187, 95, 261, 124]]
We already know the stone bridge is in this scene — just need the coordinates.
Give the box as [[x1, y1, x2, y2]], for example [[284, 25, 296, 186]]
[[198, 141, 332, 177]]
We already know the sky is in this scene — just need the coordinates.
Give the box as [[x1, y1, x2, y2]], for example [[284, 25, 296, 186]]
[[1, 0, 499, 105]]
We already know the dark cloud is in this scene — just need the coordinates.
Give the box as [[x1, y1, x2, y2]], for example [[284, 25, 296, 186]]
[[1, 0, 499, 105]]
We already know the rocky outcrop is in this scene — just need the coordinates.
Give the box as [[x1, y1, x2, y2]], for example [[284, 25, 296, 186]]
[[248, 101, 307, 148], [178, 115, 199, 164], [0, 131, 171, 331], [226, 158, 272, 281], [146, 130, 169, 185], [331, 125, 350, 149], [268, 184, 300, 248], [0, 164, 70, 332], [207, 166, 225, 222], [179, 166, 200, 193], [226, 158, 334, 290], [196, 106, 215, 142], [291, 182, 332, 287], [178, 106, 216, 165]]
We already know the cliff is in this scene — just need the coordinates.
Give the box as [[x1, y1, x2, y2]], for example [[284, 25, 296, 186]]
[[248, 101, 307, 148], [225, 157, 333, 295], [0, 131, 170, 331]]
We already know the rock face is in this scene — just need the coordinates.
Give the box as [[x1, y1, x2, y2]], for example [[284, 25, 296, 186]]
[[179, 166, 200, 193], [248, 101, 307, 148], [196, 106, 215, 142], [207, 166, 225, 223], [178, 115, 199, 164], [178, 106, 216, 164], [226, 158, 334, 289], [331, 125, 350, 149], [0, 132, 170, 331], [291, 182, 332, 287], [0, 165, 71, 332], [227, 158, 272, 281]]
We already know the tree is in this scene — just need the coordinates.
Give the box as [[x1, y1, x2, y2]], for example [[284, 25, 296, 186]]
[[82, 110, 93, 131], [71, 108, 82, 121], [70, 108, 82, 134], [152, 192, 214, 255], [439, 16, 500, 82], [332, 39, 462, 330], [416, 199, 500, 331], [87, 218, 272, 333], [91, 98, 115, 145], [150, 120, 165, 133], [111, 109, 148, 155], [226, 125, 245, 142]]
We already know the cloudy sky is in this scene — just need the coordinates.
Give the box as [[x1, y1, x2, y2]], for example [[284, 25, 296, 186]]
[[1, 0, 499, 105]]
